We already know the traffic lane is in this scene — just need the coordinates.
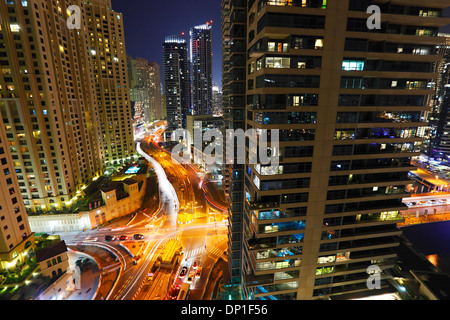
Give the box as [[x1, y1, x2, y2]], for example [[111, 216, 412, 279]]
[[202, 182, 227, 208], [112, 237, 162, 300], [187, 238, 228, 300], [139, 268, 173, 300]]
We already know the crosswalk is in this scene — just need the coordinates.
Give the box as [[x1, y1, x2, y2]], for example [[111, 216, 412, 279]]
[[183, 246, 225, 260], [209, 247, 225, 258], [184, 247, 204, 260]]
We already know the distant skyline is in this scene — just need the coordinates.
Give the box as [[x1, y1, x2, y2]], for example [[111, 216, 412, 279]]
[[111, 0, 222, 86]]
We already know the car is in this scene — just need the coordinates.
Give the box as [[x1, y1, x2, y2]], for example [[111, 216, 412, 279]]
[[419, 201, 427, 205], [195, 267, 202, 279], [133, 234, 145, 240], [104, 235, 116, 241], [440, 199, 448, 203], [179, 266, 188, 278], [83, 236, 98, 242], [187, 271, 195, 283], [192, 260, 199, 269], [119, 235, 128, 241], [167, 285, 180, 300]]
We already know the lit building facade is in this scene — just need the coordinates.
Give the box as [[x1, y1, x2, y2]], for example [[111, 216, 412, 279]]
[[149, 61, 163, 121], [128, 57, 162, 124], [212, 83, 223, 115], [221, 0, 248, 287], [223, 0, 449, 300], [0, 0, 106, 212], [190, 23, 213, 116], [426, 34, 450, 157], [87, 0, 135, 165], [0, 113, 35, 272], [163, 34, 191, 131]]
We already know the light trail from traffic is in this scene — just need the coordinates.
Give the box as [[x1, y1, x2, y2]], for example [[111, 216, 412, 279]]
[[136, 142, 179, 228]]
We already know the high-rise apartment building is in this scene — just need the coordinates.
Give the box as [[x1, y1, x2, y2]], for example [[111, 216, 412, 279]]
[[149, 61, 163, 121], [128, 56, 150, 121], [190, 23, 213, 116], [222, 0, 247, 287], [0, 0, 134, 212], [128, 57, 162, 123], [223, 0, 449, 300], [0, 125, 35, 272], [212, 83, 223, 115], [0, 0, 105, 212], [426, 34, 450, 157], [163, 34, 191, 131], [87, 0, 134, 165]]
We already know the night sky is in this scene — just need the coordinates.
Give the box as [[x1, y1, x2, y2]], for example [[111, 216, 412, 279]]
[[112, 1, 450, 88], [111, 0, 222, 87]]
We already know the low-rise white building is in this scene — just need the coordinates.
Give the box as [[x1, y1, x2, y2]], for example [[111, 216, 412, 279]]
[[28, 177, 147, 233]]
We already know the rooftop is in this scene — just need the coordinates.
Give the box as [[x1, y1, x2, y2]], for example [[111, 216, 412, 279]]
[[35, 241, 68, 263]]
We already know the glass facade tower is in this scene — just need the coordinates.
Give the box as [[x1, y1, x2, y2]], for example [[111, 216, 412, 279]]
[[190, 23, 213, 116], [163, 34, 191, 131], [222, 0, 450, 300]]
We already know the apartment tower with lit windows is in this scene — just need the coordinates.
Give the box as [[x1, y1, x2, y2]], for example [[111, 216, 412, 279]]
[[0, 124, 35, 273], [190, 23, 213, 116], [163, 34, 191, 131], [128, 57, 162, 123], [222, 0, 450, 300], [222, 0, 248, 288], [0, 0, 105, 212], [87, 0, 135, 165]]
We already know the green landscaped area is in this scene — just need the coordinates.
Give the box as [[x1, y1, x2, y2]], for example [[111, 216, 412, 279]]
[[0, 234, 69, 300]]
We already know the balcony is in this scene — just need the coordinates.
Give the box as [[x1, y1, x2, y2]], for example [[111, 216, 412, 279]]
[[248, 200, 280, 210], [258, 220, 306, 235], [253, 281, 299, 297], [255, 246, 303, 261], [255, 258, 302, 273]]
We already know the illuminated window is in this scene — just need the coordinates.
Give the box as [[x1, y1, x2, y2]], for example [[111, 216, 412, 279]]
[[10, 24, 20, 33], [266, 57, 290, 69], [317, 255, 336, 264], [315, 39, 324, 49], [342, 60, 365, 71]]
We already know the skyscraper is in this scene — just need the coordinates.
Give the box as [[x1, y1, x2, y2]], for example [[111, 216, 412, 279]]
[[128, 57, 162, 123], [221, 0, 247, 287], [149, 61, 163, 121], [0, 0, 105, 212], [190, 23, 213, 116], [87, 0, 135, 165], [223, 0, 449, 300], [425, 34, 450, 157], [212, 83, 223, 115], [0, 124, 35, 272], [163, 34, 191, 131]]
